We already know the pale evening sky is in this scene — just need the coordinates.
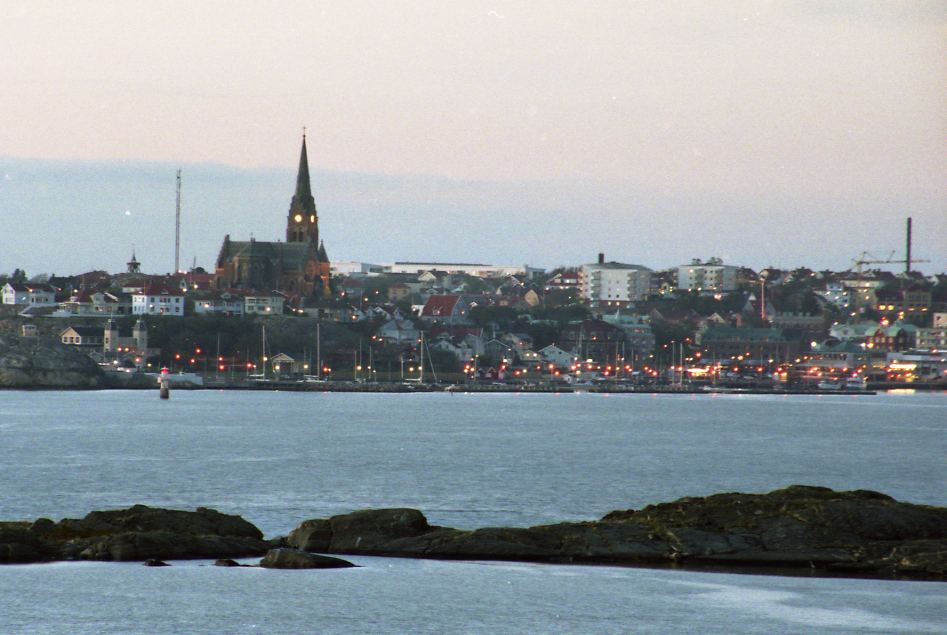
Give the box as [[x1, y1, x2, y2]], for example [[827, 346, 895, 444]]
[[1, 1, 944, 275]]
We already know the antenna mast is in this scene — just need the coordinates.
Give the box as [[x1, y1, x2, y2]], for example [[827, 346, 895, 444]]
[[174, 169, 182, 273], [905, 217, 912, 275]]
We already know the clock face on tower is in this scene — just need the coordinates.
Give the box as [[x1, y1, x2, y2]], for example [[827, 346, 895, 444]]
[[294, 214, 303, 223]]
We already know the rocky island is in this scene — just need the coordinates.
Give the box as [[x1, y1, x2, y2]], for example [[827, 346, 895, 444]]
[[2, 486, 945, 580], [0, 333, 105, 388]]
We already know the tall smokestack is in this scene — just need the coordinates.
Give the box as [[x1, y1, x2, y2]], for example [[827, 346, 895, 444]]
[[598, 252, 605, 264], [905, 217, 912, 275]]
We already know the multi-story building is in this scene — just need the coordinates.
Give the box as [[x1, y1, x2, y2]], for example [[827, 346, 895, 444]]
[[676, 258, 738, 293], [132, 284, 185, 317], [916, 327, 947, 350], [580, 255, 652, 308]]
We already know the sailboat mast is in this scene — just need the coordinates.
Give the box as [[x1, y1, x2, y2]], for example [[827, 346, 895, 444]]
[[316, 322, 321, 380]]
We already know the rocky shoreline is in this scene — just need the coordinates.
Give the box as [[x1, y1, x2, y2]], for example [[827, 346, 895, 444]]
[[2, 486, 945, 579]]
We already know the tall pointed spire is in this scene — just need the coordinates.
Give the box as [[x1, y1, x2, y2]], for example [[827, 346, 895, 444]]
[[287, 133, 318, 243], [291, 134, 315, 214]]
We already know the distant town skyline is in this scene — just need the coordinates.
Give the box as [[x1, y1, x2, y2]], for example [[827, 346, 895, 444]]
[[1, 2, 944, 275]]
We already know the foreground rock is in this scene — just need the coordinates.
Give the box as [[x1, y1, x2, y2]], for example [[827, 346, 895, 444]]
[[0, 334, 104, 388], [259, 548, 355, 569], [286, 487, 947, 581], [0, 505, 268, 564]]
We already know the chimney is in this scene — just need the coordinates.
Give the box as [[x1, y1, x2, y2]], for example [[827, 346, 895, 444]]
[[598, 253, 605, 264]]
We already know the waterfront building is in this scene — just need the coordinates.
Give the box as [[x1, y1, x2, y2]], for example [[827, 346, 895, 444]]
[[696, 325, 797, 361]]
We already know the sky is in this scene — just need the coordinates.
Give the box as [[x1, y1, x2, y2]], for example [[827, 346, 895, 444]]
[[1, 1, 944, 276]]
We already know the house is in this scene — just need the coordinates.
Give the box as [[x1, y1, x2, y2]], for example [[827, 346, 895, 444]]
[[869, 321, 918, 353], [829, 322, 880, 343], [132, 284, 185, 316], [378, 318, 420, 344], [539, 344, 575, 368], [420, 294, 472, 325], [2, 282, 57, 306], [428, 334, 475, 363], [192, 290, 246, 316], [60, 290, 130, 316], [483, 338, 515, 364], [60, 326, 104, 347], [244, 292, 285, 316]]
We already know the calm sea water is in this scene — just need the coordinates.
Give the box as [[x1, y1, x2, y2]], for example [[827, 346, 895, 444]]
[[0, 389, 944, 634]]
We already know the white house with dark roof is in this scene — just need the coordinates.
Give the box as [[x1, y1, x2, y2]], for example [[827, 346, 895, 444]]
[[2, 282, 57, 306], [132, 284, 185, 316]]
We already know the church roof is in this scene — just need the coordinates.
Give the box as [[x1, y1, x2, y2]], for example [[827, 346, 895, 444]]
[[217, 239, 323, 270]]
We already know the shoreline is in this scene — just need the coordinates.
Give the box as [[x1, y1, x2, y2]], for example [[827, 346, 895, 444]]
[[7, 378, 945, 394]]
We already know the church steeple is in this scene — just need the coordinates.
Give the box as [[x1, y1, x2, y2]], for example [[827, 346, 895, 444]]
[[287, 132, 318, 243], [127, 247, 141, 274]]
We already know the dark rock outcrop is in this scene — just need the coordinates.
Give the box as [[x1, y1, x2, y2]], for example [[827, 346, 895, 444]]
[[4, 488, 944, 580], [0, 505, 268, 564], [0, 334, 105, 388], [286, 486, 947, 580], [259, 548, 355, 569]]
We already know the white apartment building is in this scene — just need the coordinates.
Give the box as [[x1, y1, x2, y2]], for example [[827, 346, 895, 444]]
[[580, 257, 652, 307], [677, 258, 738, 293]]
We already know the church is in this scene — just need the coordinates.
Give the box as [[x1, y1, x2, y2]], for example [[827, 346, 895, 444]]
[[214, 135, 331, 299]]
